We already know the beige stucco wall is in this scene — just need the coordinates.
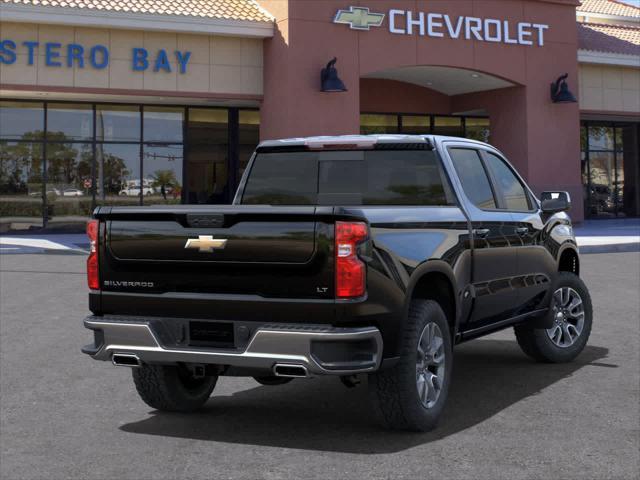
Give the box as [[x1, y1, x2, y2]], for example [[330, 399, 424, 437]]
[[579, 63, 640, 113], [0, 22, 263, 96]]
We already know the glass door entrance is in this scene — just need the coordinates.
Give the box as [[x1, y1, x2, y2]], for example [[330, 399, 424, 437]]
[[582, 122, 640, 218]]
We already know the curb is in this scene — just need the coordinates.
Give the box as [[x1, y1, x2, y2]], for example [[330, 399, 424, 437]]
[[43, 248, 88, 255], [579, 243, 640, 254]]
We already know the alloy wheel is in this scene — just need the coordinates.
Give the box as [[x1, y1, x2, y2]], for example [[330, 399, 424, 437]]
[[416, 322, 446, 409], [546, 287, 585, 348]]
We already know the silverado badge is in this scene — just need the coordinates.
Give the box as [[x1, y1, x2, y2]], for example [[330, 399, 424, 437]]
[[184, 236, 228, 253]]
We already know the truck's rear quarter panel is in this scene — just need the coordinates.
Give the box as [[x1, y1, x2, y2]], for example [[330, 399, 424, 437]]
[[338, 206, 472, 356]]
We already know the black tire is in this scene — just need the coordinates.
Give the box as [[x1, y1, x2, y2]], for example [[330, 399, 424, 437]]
[[132, 364, 217, 412], [368, 300, 453, 432], [515, 272, 593, 363], [253, 376, 293, 386]]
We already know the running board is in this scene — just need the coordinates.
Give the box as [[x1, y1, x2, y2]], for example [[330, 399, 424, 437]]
[[458, 308, 548, 342]]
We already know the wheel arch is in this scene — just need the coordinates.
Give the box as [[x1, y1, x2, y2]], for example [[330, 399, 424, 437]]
[[558, 244, 580, 276], [404, 260, 460, 339]]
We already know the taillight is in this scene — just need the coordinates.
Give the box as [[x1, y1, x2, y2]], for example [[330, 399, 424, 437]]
[[335, 221, 368, 299], [86, 220, 99, 290]]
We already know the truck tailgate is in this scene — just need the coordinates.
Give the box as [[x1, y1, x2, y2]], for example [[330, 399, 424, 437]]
[[94, 205, 336, 307]]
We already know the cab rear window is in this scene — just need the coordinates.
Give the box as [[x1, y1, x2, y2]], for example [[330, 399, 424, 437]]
[[241, 150, 455, 206]]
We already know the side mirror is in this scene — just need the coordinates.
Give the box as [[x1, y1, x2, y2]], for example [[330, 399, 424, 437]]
[[541, 191, 571, 213]]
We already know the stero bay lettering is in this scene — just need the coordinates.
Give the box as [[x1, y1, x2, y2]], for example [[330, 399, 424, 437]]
[[0, 40, 192, 73], [132, 48, 191, 73]]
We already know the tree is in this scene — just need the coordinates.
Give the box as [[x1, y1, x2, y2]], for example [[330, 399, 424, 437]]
[[0, 139, 43, 194], [151, 169, 180, 201]]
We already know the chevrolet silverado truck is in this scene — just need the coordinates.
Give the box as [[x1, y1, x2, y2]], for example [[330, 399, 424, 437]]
[[82, 135, 592, 431]]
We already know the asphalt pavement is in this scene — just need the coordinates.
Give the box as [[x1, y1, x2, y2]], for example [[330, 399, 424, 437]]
[[0, 252, 638, 480]]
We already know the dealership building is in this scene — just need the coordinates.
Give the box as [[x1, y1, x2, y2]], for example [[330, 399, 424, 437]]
[[0, 0, 638, 231]]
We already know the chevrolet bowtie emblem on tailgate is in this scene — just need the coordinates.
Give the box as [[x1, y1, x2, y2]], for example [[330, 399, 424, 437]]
[[334, 6, 385, 31], [184, 236, 228, 253]]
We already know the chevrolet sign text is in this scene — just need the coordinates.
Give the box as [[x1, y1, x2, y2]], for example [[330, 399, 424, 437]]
[[335, 6, 550, 46]]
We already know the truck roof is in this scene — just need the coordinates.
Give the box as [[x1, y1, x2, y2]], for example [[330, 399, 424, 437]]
[[257, 134, 489, 150]]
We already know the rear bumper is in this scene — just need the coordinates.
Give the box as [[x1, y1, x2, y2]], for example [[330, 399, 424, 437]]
[[82, 315, 383, 376]]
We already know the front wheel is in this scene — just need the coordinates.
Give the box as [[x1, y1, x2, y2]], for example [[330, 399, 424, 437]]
[[132, 364, 217, 412], [515, 272, 593, 363], [368, 300, 453, 432]]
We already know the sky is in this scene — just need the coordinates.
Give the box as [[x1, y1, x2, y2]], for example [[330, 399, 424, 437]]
[[617, 0, 640, 7]]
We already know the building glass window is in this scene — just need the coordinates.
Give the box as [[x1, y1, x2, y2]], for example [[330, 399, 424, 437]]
[[143, 106, 183, 143], [46, 143, 94, 226], [96, 143, 141, 206], [433, 116, 463, 137], [186, 108, 229, 204], [401, 115, 430, 135], [238, 110, 261, 186], [0, 101, 44, 140], [360, 113, 490, 141], [582, 121, 639, 218], [361, 114, 399, 134], [0, 141, 44, 229], [588, 125, 615, 150], [96, 105, 140, 142], [47, 103, 93, 141], [143, 144, 183, 205], [465, 118, 491, 143], [0, 100, 260, 231]]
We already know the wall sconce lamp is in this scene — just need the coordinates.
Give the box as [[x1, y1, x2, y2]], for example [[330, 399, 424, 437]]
[[550, 73, 577, 104], [321, 58, 348, 92]]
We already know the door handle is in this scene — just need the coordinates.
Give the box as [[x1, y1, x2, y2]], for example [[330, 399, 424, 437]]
[[516, 227, 529, 236], [473, 228, 491, 239]]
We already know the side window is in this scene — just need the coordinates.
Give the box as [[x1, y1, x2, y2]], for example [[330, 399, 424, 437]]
[[484, 152, 531, 211], [448, 148, 497, 209]]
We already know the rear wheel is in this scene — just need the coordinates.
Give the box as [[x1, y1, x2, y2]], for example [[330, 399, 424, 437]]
[[132, 364, 217, 412], [368, 300, 452, 432], [515, 272, 592, 363]]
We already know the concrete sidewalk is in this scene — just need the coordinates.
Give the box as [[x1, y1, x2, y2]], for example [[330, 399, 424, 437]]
[[0, 234, 88, 255], [574, 219, 640, 253], [0, 219, 638, 255]]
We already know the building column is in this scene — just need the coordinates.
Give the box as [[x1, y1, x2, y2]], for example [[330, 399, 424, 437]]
[[259, 2, 360, 141]]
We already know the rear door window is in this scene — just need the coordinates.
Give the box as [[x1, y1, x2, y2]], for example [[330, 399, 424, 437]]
[[448, 148, 497, 209], [241, 150, 455, 206]]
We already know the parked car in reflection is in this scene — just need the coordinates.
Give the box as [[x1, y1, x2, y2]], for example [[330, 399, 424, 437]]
[[30, 188, 61, 197], [119, 179, 155, 196], [62, 188, 85, 197], [119, 186, 154, 196]]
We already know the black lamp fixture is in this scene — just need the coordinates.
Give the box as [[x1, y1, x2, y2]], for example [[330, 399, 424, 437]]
[[550, 73, 577, 104], [321, 57, 348, 92]]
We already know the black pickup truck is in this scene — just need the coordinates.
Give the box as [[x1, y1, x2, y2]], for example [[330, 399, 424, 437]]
[[82, 135, 592, 431]]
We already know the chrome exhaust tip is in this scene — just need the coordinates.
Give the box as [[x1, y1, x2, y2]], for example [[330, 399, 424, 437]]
[[273, 363, 308, 378], [112, 353, 141, 368]]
